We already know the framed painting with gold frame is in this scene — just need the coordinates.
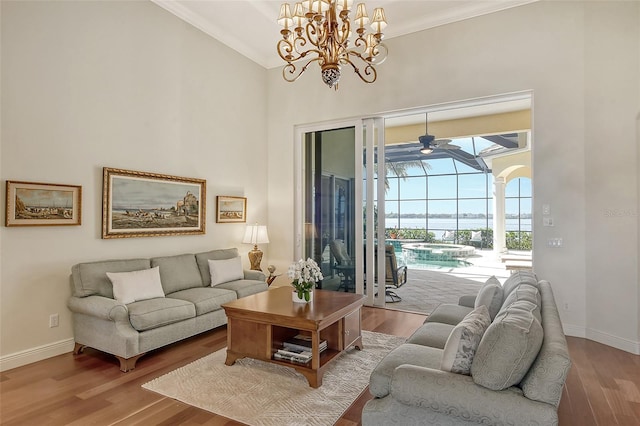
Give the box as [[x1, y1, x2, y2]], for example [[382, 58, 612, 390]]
[[5, 180, 82, 227], [216, 196, 247, 223], [102, 167, 206, 239]]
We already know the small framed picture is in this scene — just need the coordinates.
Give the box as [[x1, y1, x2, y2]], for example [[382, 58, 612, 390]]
[[5, 180, 82, 227], [102, 167, 206, 239], [216, 196, 247, 223]]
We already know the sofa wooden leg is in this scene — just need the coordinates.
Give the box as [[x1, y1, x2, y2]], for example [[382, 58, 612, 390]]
[[73, 342, 86, 355], [116, 353, 146, 372]]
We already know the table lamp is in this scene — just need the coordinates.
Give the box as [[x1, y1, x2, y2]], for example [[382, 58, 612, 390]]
[[242, 224, 269, 271]]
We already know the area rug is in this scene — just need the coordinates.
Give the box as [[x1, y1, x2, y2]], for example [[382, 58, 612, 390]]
[[142, 330, 405, 426]]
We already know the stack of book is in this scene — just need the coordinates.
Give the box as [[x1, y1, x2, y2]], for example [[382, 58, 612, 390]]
[[274, 334, 329, 365], [274, 347, 312, 364], [283, 334, 328, 353]]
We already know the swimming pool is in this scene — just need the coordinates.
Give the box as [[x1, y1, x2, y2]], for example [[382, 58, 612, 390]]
[[399, 242, 475, 269]]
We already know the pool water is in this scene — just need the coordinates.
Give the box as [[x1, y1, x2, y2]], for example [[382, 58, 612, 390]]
[[399, 254, 471, 270], [394, 241, 475, 269]]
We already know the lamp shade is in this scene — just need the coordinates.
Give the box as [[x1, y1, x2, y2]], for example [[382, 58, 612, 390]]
[[242, 225, 270, 245]]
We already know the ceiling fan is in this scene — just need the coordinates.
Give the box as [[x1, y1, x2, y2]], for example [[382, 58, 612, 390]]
[[419, 113, 460, 154]]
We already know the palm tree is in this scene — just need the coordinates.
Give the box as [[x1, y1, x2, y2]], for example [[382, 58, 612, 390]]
[[384, 160, 431, 191]]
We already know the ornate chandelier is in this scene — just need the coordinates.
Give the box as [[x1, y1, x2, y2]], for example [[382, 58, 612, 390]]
[[277, 0, 388, 89]]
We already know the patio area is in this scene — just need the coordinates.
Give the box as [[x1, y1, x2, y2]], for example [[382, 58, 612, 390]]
[[384, 249, 531, 316]]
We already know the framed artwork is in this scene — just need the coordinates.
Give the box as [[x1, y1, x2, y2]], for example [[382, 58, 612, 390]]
[[216, 196, 247, 223], [5, 180, 82, 227], [102, 167, 206, 239]]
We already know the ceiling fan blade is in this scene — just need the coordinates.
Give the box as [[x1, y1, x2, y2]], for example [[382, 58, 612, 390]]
[[436, 144, 461, 150]]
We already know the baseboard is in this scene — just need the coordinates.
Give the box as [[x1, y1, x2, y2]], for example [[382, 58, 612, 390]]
[[0, 338, 75, 372], [585, 328, 640, 355], [564, 323, 640, 355], [562, 323, 586, 338]]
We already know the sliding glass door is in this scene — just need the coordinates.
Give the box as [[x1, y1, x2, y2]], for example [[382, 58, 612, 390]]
[[294, 118, 387, 307]]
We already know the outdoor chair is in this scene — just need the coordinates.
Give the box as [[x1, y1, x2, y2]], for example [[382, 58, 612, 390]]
[[329, 239, 355, 291], [470, 230, 484, 248], [363, 245, 407, 303], [383, 245, 407, 302], [442, 230, 456, 244]]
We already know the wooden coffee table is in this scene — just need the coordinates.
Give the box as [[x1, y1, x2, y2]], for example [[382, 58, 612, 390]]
[[222, 286, 364, 388]]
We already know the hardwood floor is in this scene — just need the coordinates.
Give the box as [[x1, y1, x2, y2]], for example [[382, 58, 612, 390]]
[[1, 307, 638, 425]]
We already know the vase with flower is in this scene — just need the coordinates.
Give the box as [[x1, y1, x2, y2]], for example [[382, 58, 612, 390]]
[[288, 258, 323, 303]]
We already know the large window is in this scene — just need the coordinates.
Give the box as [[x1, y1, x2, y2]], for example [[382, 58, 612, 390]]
[[385, 164, 492, 242]]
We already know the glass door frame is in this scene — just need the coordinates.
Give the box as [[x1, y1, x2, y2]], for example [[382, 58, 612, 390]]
[[294, 117, 386, 307]]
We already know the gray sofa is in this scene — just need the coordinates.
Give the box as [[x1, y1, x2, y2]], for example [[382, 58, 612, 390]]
[[67, 248, 267, 372], [362, 271, 571, 425]]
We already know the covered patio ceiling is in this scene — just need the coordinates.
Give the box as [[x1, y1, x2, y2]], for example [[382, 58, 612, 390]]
[[381, 133, 522, 173]]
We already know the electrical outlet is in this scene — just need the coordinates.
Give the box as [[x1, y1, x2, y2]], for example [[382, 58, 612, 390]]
[[563, 302, 570, 311], [49, 313, 59, 328]]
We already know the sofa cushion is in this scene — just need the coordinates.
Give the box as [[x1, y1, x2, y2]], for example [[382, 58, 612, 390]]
[[425, 304, 473, 326], [71, 258, 151, 298], [167, 287, 237, 316], [441, 305, 491, 375], [208, 257, 244, 286], [214, 279, 269, 299], [406, 322, 455, 349], [151, 254, 203, 294], [471, 300, 543, 390], [502, 270, 538, 299], [369, 343, 443, 398], [106, 266, 165, 305], [195, 248, 241, 286], [500, 283, 542, 323], [474, 276, 503, 320], [127, 297, 196, 331]]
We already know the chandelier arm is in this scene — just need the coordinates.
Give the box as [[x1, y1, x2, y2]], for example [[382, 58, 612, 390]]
[[340, 55, 378, 84], [276, 38, 295, 62], [371, 42, 389, 65], [278, 38, 325, 64], [282, 57, 323, 83], [305, 21, 326, 49]]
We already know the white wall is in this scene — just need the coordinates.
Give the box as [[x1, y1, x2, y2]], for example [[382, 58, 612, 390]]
[[0, 1, 267, 367], [266, 1, 640, 353]]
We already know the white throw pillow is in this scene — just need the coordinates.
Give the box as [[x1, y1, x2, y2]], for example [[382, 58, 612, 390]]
[[106, 266, 165, 305], [440, 305, 491, 375], [208, 257, 244, 286]]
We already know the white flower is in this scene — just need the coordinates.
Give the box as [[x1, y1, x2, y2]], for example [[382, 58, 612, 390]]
[[287, 258, 323, 291]]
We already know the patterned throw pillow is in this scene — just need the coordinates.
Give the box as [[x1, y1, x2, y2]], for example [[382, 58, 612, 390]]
[[440, 305, 491, 375]]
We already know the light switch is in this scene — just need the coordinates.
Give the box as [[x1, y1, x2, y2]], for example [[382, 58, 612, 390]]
[[543, 217, 554, 227], [547, 238, 563, 247]]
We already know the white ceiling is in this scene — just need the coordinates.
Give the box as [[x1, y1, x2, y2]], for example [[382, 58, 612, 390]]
[[152, 0, 538, 69]]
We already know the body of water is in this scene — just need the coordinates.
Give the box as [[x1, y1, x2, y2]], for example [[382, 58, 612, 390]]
[[385, 217, 531, 234]]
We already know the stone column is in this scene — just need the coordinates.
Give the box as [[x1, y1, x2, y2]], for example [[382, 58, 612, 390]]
[[493, 177, 507, 254]]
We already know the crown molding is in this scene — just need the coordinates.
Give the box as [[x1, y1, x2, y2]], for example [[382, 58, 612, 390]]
[[152, 0, 539, 70]]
